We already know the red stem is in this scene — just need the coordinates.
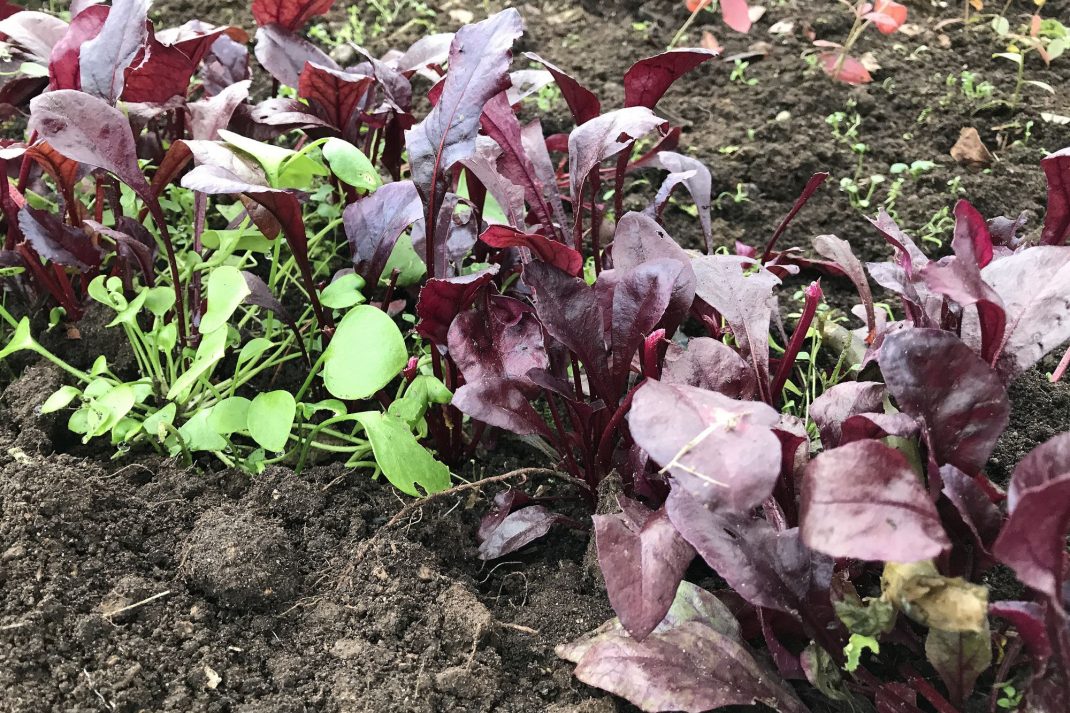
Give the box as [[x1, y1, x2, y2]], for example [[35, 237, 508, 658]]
[[769, 280, 823, 405]]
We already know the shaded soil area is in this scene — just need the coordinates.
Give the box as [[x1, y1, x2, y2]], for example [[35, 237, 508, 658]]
[[3, 0, 1070, 712]]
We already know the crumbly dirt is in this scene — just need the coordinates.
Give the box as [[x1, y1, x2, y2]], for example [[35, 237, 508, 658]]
[[3, 1, 1070, 711]]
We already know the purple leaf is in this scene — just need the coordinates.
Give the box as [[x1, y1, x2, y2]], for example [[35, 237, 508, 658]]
[[477, 504, 562, 559], [1040, 147, 1070, 246], [29, 89, 151, 200], [611, 212, 696, 334], [808, 381, 886, 450], [241, 270, 308, 363], [994, 435, 1070, 600], [393, 32, 454, 76], [414, 265, 499, 346], [879, 328, 1009, 475], [594, 501, 695, 641], [524, 260, 610, 398], [800, 440, 949, 561], [254, 23, 338, 88], [609, 259, 685, 388], [662, 337, 757, 399], [623, 49, 717, 110], [247, 97, 331, 129], [651, 152, 712, 253], [812, 234, 876, 343], [568, 107, 664, 209], [524, 52, 600, 124], [692, 255, 781, 400], [343, 180, 423, 287], [48, 4, 107, 92], [78, 0, 148, 103], [297, 62, 373, 131], [939, 465, 1002, 556], [461, 136, 527, 228], [448, 295, 548, 383], [405, 9, 523, 278], [921, 254, 1005, 364], [629, 380, 781, 510], [521, 119, 569, 234], [19, 205, 100, 271], [480, 225, 583, 276], [557, 581, 808, 713], [188, 79, 249, 140], [838, 411, 918, 444], [951, 199, 994, 268], [452, 376, 554, 439], [200, 33, 250, 97], [960, 245, 1070, 380], [251, 0, 334, 31]]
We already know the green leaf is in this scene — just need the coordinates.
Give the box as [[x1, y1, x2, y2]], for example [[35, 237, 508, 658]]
[[323, 306, 407, 400], [144, 286, 176, 318], [235, 338, 274, 371], [200, 265, 251, 334], [322, 138, 381, 192], [298, 399, 348, 418], [40, 385, 81, 414], [844, 634, 879, 672], [208, 396, 251, 435], [201, 227, 273, 254], [142, 402, 177, 440], [178, 408, 228, 452], [167, 327, 228, 401], [320, 272, 367, 309], [381, 232, 426, 286], [217, 129, 295, 185], [84, 383, 136, 441], [0, 318, 36, 359], [247, 390, 296, 452], [389, 374, 451, 428], [353, 411, 451, 496]]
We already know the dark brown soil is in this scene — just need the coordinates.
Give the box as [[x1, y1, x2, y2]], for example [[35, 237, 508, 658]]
[[3, 1, 1070, 711]]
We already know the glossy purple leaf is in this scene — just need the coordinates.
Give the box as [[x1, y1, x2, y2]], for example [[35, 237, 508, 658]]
[[77, 0, 147, 103], [480, 225, 583, 276], [414, 265, 499, 346], [188, 79, 249, 140], [251, 0, 334, 31], [568, 107, 664, 208], [241, 270, 308, 362], [200, 33, 250, 97], [594, 501, 695, 641], [452, 376, 554, 440], [800, 440, 949, 561], [812, 234, 876, 343], [520, 119, 568, 234], [1040, 147, 1070, 246], [609, 259, 685, 388], [343, 180, 422, 287], [122, 26, 217, 104], [838, 411, 918, 444], [960, 245, 1070, 380], [611, 212, 696, 334], [994, 435, 1070, 599], [808, 381, 886, 450], [477, 504, 562, 559], [247, 97, 330, 129], [479, 92, 563, 239], [406, 10, 523, 278], [254, 23, 338, 88], [692, 255, 781, 400], [623, 49, 717, 110], [629, 380, 781, 510], [651, 152, 712, 253], [524, 52, 600, 125], [951, 199, 994, 268], [921, 254, 1005, 363], [662, 337, 756, 399], [879, 328, 1009, 475], [557, 581, 808, 713], [18, 205, 100, 271], [393, 32, 454, 76], [298, 62, 373, 131], [448, 295, 548, 384], [524, 260, 611, 398]]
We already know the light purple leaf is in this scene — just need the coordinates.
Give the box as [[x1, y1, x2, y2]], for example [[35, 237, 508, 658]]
[[629, 380, 781, 510], [568, 107, 663, 209], [652, 152, 712, 253], [477, 504, 562, 559], [662, 337, 756, 400], [812, 234, 876, 343], [254, 23, 338, 88], [452, 377, 554, 440], [611, 211, 696, 334], [188, 79, 249, 140], [0, 11, 69, 64], [808, 381, 886, 450], [343, 180, 423, 287], [78, 0, 148, 103], [801, 440, 949, 561]]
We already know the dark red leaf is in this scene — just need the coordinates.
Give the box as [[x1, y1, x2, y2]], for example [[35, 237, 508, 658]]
[[568, 107, 664, 208], [414, 265, 499, 346], [343, 180, 422, 287], [480, 225, 583, 276], [595, 501, 695, 641], [251, 0, 334, 31], [48, 4, 108, 91], [25, 141, 81, 217], [875, 683, 926, 713], [808, 381, 886, 449], [448, 295, 548, 384], [939, 465, 1002, 555], [801, 440, 949, 561], [18, 205, 100, 271], [879, 328, 1009, 475], [623, 49, 717, 110], [988, 601, 1052, 661], [298, 62, 373, 130], [629, 380, 781, 510], [609, 259, 685, 389], [524, 52, 601, 124], [121, 32, 198, 104], [922, 255, 1006, 364], [838, 412, 919, 444], [1040, 143, 1070, 245]]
